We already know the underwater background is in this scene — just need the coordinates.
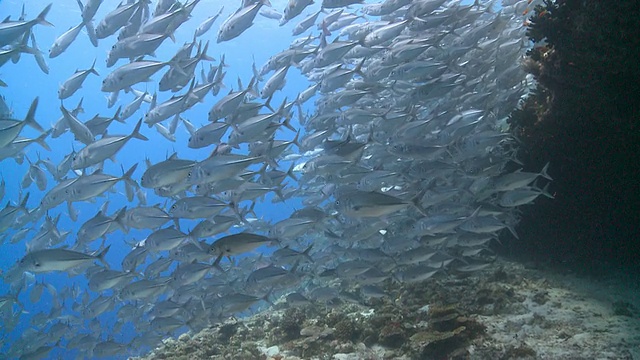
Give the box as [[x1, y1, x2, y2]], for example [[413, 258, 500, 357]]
[[0, 0, 639, 359]]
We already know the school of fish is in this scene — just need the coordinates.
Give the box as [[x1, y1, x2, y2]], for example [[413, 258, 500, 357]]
[[0, 0, 552, 358]]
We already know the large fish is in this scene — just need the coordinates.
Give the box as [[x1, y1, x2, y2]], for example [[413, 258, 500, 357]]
[[18, 246, 110, 273], [71, 119, 148, 169]]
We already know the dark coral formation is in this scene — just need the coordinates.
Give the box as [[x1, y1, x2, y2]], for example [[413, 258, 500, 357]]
[[507, 0, 640, 269]]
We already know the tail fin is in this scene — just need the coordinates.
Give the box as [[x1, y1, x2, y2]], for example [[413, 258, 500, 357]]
[[24, 97, 44, 132], [121, 163, 139, 187], [130, 119, 148, 141], [539, 162, 552, 181], [95, 245, 111, 268], [35, 4, 54, 27], [112, 206, 128, 233], [88, 58, 100, 76], [34, 130, 52, 151]]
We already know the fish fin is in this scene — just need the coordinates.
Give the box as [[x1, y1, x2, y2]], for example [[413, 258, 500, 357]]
[[410, 188, 428, 216], [302, 244, 314, 263], [540, 162, 552, 181], [166, 114, 178, 135], [261, 288, 275, 306], [35, 4, 54, 27], [24, 97, 44, 133], [88, 58, 100, 76], [130, 119, 148, 141], [121, 163, 139, 187], [34, 130, 52, 151], [113, 206, 128, 233], [198, 41, 214, 62], [67, 201, 78, 222], [286, 162, 298, 182], [263, 94, 274, 112], [95, 245, 111, 268]]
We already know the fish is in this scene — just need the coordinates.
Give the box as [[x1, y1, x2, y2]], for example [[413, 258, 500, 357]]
[[335, 189, 425, 218], [94, 1, 143, 39], [71, 119, 148, 169], [217, 0, 271, 43], [58, 59, 100, 99], [59, 104, 95, 145], [280, 0, 314, 25], [208, 233, 277, 264], [107, 34, 171, 68], [140, 153, 195, 189], [49, 21, 86, 58], [102, 60, 180, 93], [195, 6, 224, 37], [18, 246, 110, 273]]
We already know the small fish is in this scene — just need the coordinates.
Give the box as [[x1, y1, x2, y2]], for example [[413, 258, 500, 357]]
[[195, 6, 224, 37], [59, 59, 100, 99], [71, 119, 148, 169], [217, 0, 271, 43]]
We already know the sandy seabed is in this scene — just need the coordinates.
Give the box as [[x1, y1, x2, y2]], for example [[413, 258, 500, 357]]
[[133, 258, 640, 360]]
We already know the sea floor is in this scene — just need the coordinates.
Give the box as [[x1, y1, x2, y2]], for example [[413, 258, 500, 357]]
[[132, 259, 640, 360]]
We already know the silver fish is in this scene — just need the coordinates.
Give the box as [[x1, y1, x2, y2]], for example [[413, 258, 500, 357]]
[[18, 246, 110, 273]]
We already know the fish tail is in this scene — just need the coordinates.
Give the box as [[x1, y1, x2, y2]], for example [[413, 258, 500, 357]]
[[18, 192, 30, 213], [212, 254, 224, 270], [273, 187, 287, 203], [35, 4, 54, 27], [113, 106, 125, 123], [302, 244, 314, 263], [121, 163, 139, 186], [34, 130, 52, 151], [261, 288, 275, 306], [130, 119, 149, 141], [353, 57, 366, 77], [187, 234, 204, 250], [410, 188, 428, 216], [89, 58, 100, 76], [199, 41, 215, 62], [113, 206, 129, 233], [95, 244, 111, 267], [24, 97, 44, 133], [538, 182, 555, 199], [263, 94, 274, 112], [290, 129, 301, 148], [281, 114, 296, 132], [286, 162, 299, 182], [539, 162, 553, 181]]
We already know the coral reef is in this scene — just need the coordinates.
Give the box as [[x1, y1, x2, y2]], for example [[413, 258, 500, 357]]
[[132, 259, 640, 360], [506, 0, 640, 268]]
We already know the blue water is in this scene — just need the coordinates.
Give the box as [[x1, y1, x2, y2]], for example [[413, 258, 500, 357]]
[[1, 1, 313, 358]]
